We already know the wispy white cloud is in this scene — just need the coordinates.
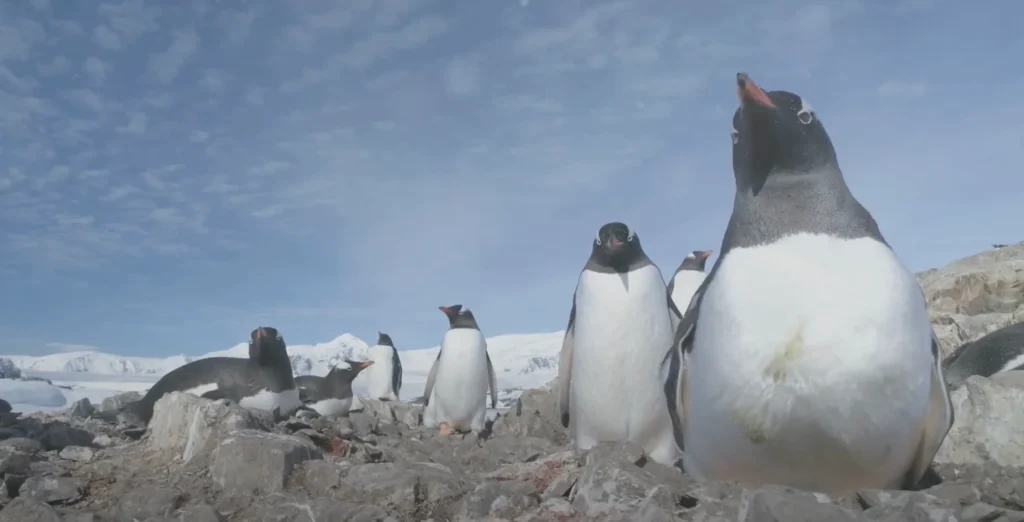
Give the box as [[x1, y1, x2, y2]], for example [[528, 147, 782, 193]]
[[46, 342, 100, 353], [0, 0, 1020, 355], [93, 24, 122, 50], [148, 27, 200, 83], [83, 56, 111, 85]]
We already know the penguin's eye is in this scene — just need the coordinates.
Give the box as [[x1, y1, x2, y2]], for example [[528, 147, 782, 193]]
[[594, 233, 601, 245], [276, 335, 283, 341], [626, 229, 635, 241], [731, 129, 739, 144], [797, 98, 814, 125]]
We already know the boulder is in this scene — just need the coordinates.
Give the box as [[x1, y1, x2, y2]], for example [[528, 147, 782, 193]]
[[145, 392, 267, 464], [934, 372, 1024, 467], [918, 241, 1024, 357]]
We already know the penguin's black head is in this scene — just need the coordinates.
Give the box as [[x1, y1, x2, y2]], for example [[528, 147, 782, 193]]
[[328, 359, 374, 380], [679, 250, 712, 272], [439, 304, 480, 330], [591, 222, 642, 271], [248, 326, 288, 366], [376, 332, 394, 347], [731, 72, 838, 191]]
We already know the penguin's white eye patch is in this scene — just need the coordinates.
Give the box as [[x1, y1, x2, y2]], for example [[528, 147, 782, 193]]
[[594, 231, 602, 244], [731, 128, 739, 144], [797, 98, 814, 125], [686, 253, 695, 259], [626, 227, 635, 241]]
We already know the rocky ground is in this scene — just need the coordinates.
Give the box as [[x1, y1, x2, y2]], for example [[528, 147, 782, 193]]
[[0, 370, 1021, 522], [0, 242, 1020, 521]]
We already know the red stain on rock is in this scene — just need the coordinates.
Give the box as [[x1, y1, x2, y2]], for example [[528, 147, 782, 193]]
[[329, 437, 349, 457], [528, 460, 566, 493]]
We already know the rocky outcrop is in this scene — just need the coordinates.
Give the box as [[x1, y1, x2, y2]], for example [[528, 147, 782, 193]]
[[0, 359, 21, 380], [0, 371, 1019, 520], [919, 240, 1024, 358]]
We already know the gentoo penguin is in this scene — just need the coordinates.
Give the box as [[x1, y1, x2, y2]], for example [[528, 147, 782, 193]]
[[943, 321, 1024, 388], [662, 73, 955, 494], [667, 250, 713, 312], [295, 360, 374, 417], [365, 331, 403, 401], [118, 326, 302, 425], [557, 222, 683, 466], [422, 304, 499, 436]]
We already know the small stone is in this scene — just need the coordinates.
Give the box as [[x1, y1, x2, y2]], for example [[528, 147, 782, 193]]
[[58, 446, 95, 463], [69, 399, 94, 419]]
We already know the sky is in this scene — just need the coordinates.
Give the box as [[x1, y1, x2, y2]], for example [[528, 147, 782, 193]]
[[1, 0, 1021, 358]]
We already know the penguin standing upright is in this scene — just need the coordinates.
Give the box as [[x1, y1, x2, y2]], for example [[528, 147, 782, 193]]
[[668, 250, 713, 311], [365, 332, 403, 401], [557, 222, 683, 466], [662, 73, 954, 493], [422, 305, 499, 436]]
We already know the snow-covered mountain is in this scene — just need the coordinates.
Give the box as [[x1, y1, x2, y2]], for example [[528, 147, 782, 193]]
[[2, 331, 565, 395]]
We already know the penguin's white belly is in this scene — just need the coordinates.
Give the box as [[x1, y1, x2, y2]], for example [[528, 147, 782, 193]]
[[309, 397, 353, 417], [427, 330, 489, 431], [685, 233, 934, 492], [239, 388, 302, 416], [670, 271, 706, 311], [365, 346, 397, 400], [570, 265, 679, 464]]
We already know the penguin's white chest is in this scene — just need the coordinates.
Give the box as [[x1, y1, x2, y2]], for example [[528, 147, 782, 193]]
[[670, 270, 707, 311], [309, 397, 353, 417], [685, 233, 934, 491], [365, 345, 396, 398], [239, 387, 302, 416], [429, 330, 489, 425], [571, 265, 675, 429]]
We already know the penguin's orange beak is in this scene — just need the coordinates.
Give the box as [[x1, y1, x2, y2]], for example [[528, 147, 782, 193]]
[[359, 361, 374, 369], [737, 73, 775, 109], [255, 328, 266, 339], [438, 306, 450, 314], [699, 250, 713, 259]]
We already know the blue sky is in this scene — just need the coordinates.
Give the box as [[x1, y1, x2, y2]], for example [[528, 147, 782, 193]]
[[1, 0, 1021, 358]]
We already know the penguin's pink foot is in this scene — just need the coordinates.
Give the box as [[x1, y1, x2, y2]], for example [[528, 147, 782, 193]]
[[438, 422, 454, 436]]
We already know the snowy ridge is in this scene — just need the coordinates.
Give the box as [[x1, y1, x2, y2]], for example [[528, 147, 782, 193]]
[[1, 331, 565, 391]]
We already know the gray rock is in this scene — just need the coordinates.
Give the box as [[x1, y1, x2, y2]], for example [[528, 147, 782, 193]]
[[934, 374, 1024, 467], [0, 497, 61, 522], [0, 438, 42, 454], [210, 429, 322, 497], [918, 240, 1024, 358], [145, 392, 266, 464], [108, 485, 185, 520], [742, 486, 860, 521], [490, 383, 568, 445], [0, 359, 21, 380], [99, 391, 142, 412], [570, 442, 691, 518], [69, 399, 94, 419], [18, 475, 84, 505], [58, 446, 94, 463], [359, 398, 424, 427], [456, 480, 539, 520]]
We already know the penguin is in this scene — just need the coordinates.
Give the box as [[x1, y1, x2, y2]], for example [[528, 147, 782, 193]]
[[943, 321, 1024, 388], [421, 304, 499, 436], [364, 331, 403, 401], [661, 73, 954, 493], [116, 326, 302, 425], [557, 222, 684, 466], [295, 360, 374, 417], [667, 250, 713, 312], [0, 398, 11, 414]]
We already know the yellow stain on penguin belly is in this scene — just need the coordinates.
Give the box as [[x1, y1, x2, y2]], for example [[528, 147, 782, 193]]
[[731, 325, 807, 445]]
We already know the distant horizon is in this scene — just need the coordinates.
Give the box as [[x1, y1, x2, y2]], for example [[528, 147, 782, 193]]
[[0, 328, 569, 359], [3, 238, 1019, 359]]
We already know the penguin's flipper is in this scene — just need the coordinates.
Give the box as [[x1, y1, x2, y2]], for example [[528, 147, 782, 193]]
[[557, 296, 577, 428], [902, 332, 956, 489], [391, 347, 403, 396], [485, 352, 499, 409], [422, 350, 442, 407]]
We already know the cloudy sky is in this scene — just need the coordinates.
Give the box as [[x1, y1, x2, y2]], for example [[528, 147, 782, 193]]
[[1, 0, 1021, 357]]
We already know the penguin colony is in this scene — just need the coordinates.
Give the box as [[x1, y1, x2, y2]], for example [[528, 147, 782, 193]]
[[100, 72, 1024, 496]]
